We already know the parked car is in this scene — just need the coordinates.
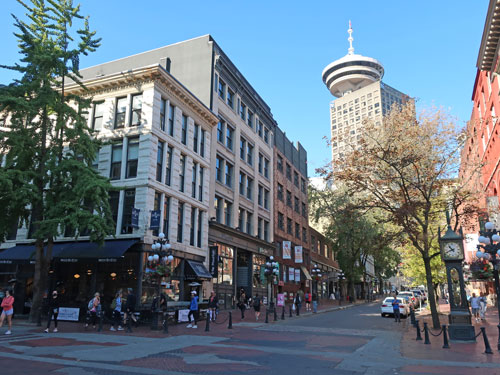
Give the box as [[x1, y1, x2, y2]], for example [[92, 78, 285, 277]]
[[397, 292, 417, 308], [380, 297, 410, 318], [412, 290, 424, 304]]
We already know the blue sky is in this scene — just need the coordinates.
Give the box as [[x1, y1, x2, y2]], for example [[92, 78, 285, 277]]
[[0, 1, 488, 176]]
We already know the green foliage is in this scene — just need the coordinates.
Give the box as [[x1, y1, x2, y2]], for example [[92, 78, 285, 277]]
[[400, 245, 446, 287]]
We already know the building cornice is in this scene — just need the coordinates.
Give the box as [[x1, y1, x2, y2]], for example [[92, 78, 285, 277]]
[[477, 0, 500, 71]]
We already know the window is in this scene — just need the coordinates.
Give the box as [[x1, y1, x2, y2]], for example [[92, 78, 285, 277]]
[[302, 227, 307, 242], [156, 141, 164, 182], [258, 185, 263, 206], [239, 172, 245, 195], [198, 167, 204, 202], [92, 101, 104, 130], [197, 211, 203, 248], [257, 121, 263, 137], [295, 223, 300, 239], [200, 130, 205, 157], [302, 202, 306, 217], [181, 114, 188, 145], [226, 126, 234, 151], [301, 178, 306, 193], [216, 156, 223, 182], [193, 124, 199, 153], [247, 143, 253, 165], [160, 99, 166, 131], [224, 201, 232, 226], [246, 212, 253, 234], [168, 104, 175, 136], [294, 172, 299, 187], [227, 88, 234, 109], [92, 151, 99, 171], [239, 101, 246, 120], [110, 142, 123, 180], [177, 202, 184, 242], [264, 158, 269, 178], [264, 189, 269, 210], [218, 79, 226, 99], [258, 218, 263, 239], [153, 191, 162, 236], [190, 207, 196, 246], [264, 220, 269, 241], [224, 162, 233, 188], [264, 127, 269, 144], [286, 164, 291, 180], [217, 121, 224, 143], [246, 177, 253, 200], [109, 191, 120, 232], [240, 138, 246, 160], [121, 189, 135, 234], [278, 212, 284, 230], [287, 218, 292, 234], [277, 184, 283, 201], [125, 138, 139, 179], [165, 146, 173, 186], [191, 162, 197, 198], [247, 110, 253, 128], [258, 153, 263, 174], [163, 196, 170, 239], [294, 197, 299, 212], [179, 154, 186, 192], [238, 208, 245, 231], [215, 196, 223, 223], [130, 94, 142, 126], [114, 97, 127, 128], [277, 155, 283, 172], [286, 190, 292, 207]]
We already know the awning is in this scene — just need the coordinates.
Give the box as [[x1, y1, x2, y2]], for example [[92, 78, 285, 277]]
[[53, 239, 138, 262], [185, 260, 212, 280], [0, 245, 38, 264], [301, 266, 312, 280]]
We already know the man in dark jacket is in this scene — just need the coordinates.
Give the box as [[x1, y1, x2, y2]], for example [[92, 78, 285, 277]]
[[124, 288, 137, 330], [44, 290, 60, 333]]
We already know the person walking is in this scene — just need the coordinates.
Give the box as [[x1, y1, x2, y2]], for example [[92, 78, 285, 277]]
[[0, 289, 14, 335], [312, 292, 318, 313], [238, 290, 247, 319], [304, 291, 312, 312], [479, 293, 487, 321], [85, 292, 101, 329], [124, 288, 137, 330], [294, 293, 302, 316], [110, 290, 124, 331], [470, 293, 481, 323], [186, 291, 199, 328], [253, 294, 261, 321], [208, 291, 218, 322], [44, 290, 60, 333], [392, 296, 401, 323]]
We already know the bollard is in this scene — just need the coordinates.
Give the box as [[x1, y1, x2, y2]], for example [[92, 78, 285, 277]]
[[97, 310, 103, 332], [274, 307, 277, 321], [481, 327, 493, 354], [289, 305, 293, 318], [281, 306, 285, 320], [410, 308, 416, 326], [442, 325, 449, 349], [497, 324, 500, 351], [228, 312, 233, 329], [423, 322, 430, 345], [205, 313, 210, 332], [163, 312, 169, 334], [265, 309, 269, 324], [415, 320, 422, 341]]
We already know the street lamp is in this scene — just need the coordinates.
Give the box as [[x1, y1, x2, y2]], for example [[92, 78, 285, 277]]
[[264, 256, 279, 309], [148, 233, 173, 332], [311, 265, 322, 297], [338, 270, 345, 305], [475, 221, 500, 350]]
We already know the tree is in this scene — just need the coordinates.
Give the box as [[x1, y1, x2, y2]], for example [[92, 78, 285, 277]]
[[322, 102, 479, 328], [0, 0, 113, 322]]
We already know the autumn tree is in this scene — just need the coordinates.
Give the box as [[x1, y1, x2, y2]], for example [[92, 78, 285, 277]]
[[322, 102, 479, 328], [0, 0, 113, 322]]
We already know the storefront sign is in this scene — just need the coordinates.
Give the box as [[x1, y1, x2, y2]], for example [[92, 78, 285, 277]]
[[209, 246, 218, 278], [178, 309, 190, 322], [98, 258, 118, 263], [58, 307, 80, 321], [283, 241, 291, 259], [294, 246, 303, 263], [289, 267, 295, 281], [59, 258, 78, 263], [149, 209, 160, 230], [295, 268, 300, 282], [277, 293, 285, 307], [132, 208, 140, 229]]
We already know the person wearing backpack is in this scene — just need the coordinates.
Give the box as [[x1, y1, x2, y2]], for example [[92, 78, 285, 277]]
[[253, 294, 261, 321], [110, 289, 124, 331], [295, 293, 302, 316], [85, 292, 101, 329], [304, 291, 311, 312]]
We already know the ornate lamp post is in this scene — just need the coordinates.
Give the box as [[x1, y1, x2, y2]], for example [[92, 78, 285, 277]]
[[311, 265, 322, 297], [264, 256, 279, 309], [475, 221, 500, 350], [338, 270, 345, 305], [148, 233, 173, 331]]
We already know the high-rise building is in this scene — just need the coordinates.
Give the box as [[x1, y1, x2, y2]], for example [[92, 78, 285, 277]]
[[322, 22, 411, 164]]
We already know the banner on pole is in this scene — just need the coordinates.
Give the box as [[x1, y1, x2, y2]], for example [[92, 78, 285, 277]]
[[283, 241, 291, 259], [294, 246, 303, 263]]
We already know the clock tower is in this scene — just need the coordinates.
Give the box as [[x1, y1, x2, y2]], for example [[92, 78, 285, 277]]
[[438, 214, 475, 341]]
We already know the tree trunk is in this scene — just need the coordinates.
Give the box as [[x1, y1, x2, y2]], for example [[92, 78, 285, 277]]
[[29, 239, 45, 323], [423, 256, 440, 329], [348, 278, 356, 302]]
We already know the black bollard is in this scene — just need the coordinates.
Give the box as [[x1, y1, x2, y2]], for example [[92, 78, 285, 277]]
[[281, 306, 285, 320], [423, 322, 430, 345], [481, 327, 493, 354], [497, 324, 500, 351], [297, 305, 300, 316], [205, 313, 210, 332], [415, 320, 422, 341], [265, 309, 269, 323], [163, 312, 168, 334], [274, 307, 277, 321], [442, 325, 449, 349], [289, 305, 293, 318], [410, 308, 416, 326], [97, 310, 103, 332], [228, 312, 233, 329]]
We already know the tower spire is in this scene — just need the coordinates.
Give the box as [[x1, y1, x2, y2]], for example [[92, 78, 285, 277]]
[[347, 20, 354, 55]]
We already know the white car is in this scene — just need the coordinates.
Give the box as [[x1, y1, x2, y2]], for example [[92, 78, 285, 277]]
[[380, 297, 410, 318]]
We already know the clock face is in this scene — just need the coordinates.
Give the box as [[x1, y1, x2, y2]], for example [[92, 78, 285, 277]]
[[444, 242, 461, 259]]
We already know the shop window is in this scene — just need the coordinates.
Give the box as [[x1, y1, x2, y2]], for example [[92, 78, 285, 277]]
[[217, 245, 234, 285]]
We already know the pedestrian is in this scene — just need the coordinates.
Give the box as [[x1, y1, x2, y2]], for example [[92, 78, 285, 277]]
[[208, 291, 218, 322], [304, 291, 311, 312], [124, 288, 137, 329], [470, 293, 480, 323], [479, 293, 487, 321], [85, 292, 101, 329], [44, 290, 59, 333], [294, 293, 302, 316], [312, 293, 318, 313], [0, 289, 14, 335], [110, 289, 124, 331], [253, 293, 261, 321], [238, 290, 247, 319], [187, 291, 199, 328], [392, 296, 401, 323]]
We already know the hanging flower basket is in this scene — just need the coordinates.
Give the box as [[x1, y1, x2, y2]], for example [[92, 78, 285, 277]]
[[470, 259, 494, 280]]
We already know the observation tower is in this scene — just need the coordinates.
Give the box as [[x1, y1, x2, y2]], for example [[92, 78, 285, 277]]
[[322, 21, 384, 98]]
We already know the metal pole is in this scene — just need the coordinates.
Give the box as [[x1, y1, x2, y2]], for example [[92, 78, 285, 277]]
[[423, 322, 430, 344], [415, 320, 422, 341], [281, 306, 285, 320], [228, 311, 232, 329], [481, 327, 493, 354], [442, 325, 450, 349], [493, 266, 500, 351]]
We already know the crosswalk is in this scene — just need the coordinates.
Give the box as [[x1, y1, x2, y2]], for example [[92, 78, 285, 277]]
[[0, 332, 40, 343]]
